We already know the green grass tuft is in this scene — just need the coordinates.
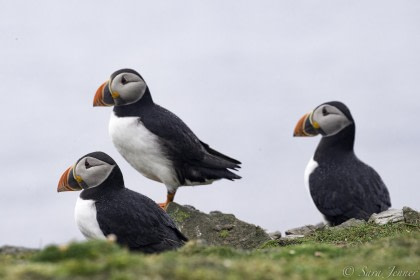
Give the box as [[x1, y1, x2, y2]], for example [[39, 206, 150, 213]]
[[258, 240, 279, 249], [32, 240, 123, 262], [305, 222, 418, 245], [219, 230, 230, 238]]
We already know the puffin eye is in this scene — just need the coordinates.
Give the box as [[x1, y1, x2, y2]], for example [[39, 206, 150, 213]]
[[322, 107, 329, 116], [85, 159, 92, 169], [121, 75, 128, 85]]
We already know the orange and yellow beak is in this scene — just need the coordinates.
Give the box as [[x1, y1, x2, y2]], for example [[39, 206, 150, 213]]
[[93, 81, 115, 107], [57, 166, 82, 192], [293, 112, 320, 137]]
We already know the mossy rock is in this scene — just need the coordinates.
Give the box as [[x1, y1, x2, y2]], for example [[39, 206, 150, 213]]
[[403, 207, 420, 225], [167, 203, 271, 249]]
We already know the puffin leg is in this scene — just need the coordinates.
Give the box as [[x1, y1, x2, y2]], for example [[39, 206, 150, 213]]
[[158, 191, 176, 210]]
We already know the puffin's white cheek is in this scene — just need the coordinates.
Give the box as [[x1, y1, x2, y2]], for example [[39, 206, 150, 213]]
[[322, 116, 352, 136], [110, 79, 123, 92], [84, 166, 115, 188], [124, 82, 147, 102]]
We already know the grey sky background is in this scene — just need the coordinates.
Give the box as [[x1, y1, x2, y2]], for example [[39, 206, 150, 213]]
[[1, 1, 419, 248]]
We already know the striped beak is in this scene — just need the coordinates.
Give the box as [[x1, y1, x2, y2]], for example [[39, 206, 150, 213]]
[[293, 112, 319, 137], [93, 81, 115, 107], [57, 166, 82, 192]]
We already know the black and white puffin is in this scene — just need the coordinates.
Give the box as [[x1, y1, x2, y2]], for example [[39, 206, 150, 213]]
[[57, 151, 187, 253], [93, 68, 241, 209], [293, 101, 391, 226]]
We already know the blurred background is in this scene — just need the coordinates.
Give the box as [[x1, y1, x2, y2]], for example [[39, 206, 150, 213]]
[[1, 0, 419, 248]]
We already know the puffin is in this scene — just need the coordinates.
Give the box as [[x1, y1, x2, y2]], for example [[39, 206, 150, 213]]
[[57, 151, 188, 253], [93, 68, 241, 209], [293, 101, 391, 226]]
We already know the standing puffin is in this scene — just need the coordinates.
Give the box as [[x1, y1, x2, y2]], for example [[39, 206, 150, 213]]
[[93, 68, 241, 209], [293, 101, 391, 226], [57, 151, 187, 253]]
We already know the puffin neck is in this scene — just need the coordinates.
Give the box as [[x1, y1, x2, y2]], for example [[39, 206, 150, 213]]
[[314, 124, 355, 162], [113, 88, 154, 117], [80, 167, 125, 200]]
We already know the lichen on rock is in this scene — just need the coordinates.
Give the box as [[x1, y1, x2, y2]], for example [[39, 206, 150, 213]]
[[166, 202, 271, 249], [369, 208, 404, 225], [403, 207, 420, 225]]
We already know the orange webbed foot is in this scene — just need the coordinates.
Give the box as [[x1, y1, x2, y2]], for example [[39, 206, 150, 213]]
[[158, 202, 169, 210], [157, 191, 176, 211]]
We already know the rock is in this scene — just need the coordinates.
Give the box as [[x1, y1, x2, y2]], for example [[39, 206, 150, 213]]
[[276, 235, 305, 246], [403, 207, 420, 225], [314, 222, 327, 229], [166, 202, 271, 249], [282, 234, 305, 239], [369, 208, 404, 225], [0, 246, 38, 255], [284, 222, 326, 236], [268, 231, 282, 240], [285, 225, 317, 236], [333, 218, 366, 229]]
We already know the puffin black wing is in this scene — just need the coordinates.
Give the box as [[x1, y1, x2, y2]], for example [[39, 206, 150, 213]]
[[95, 188, 187, 253], [140, 105, 241, 184], [309, 157, 391, 226]]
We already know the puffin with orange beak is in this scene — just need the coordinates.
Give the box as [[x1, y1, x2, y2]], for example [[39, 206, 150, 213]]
[[293, 101, 391, 226], [58, 151, 187, 253], [93, 68, 241, 209]]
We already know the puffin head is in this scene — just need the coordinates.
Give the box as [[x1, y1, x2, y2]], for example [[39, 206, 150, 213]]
[[293, 101, 354, 137], [93, 69, 148, 107], [57, 152, 121, 192]]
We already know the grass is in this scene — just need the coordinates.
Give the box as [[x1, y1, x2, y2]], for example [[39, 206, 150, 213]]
[[219, 230, 230, 238], [1, 223, 419, 280], [271, 222, 417, 247]]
